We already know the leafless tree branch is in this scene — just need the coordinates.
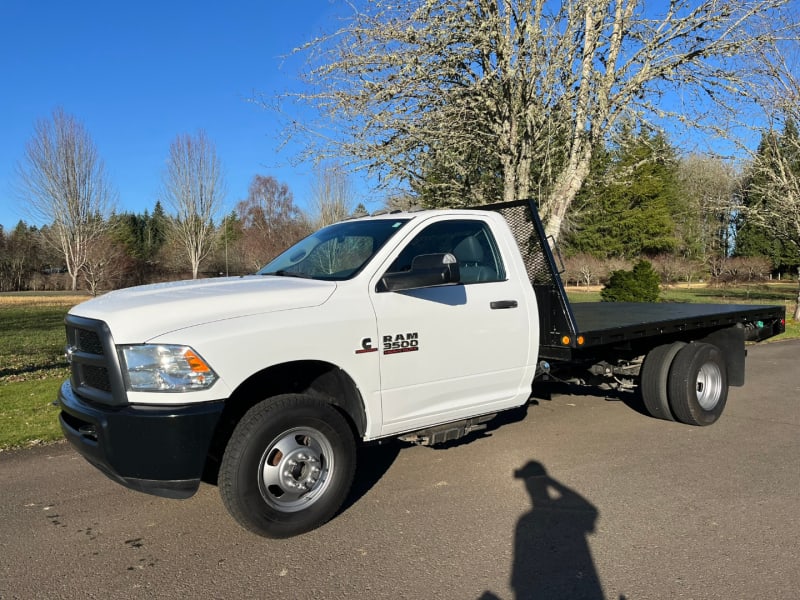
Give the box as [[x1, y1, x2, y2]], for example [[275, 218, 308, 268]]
[[160, 130, 225, 279], [15, 108, 115, 290], [272, 0, 798, 240]]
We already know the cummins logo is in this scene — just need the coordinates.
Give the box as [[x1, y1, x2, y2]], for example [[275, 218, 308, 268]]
[[355, 332, 420, 355]]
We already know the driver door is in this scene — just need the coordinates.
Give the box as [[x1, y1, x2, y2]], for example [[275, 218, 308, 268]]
[[369, 216, 532, 435]]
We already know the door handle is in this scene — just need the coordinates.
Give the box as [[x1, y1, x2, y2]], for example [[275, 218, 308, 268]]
[[490, 300, 518, 310]]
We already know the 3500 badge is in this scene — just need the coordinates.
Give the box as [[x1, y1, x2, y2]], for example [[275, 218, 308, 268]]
[[382, 332, 419, 354]]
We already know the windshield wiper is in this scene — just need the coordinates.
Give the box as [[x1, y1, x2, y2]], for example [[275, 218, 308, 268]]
[[262, 270, 314, 279]]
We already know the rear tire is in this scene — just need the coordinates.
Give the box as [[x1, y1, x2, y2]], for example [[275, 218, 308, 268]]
[[667, 342, 728, 426], [219, 394, 356, 538], [640, 341, 686, 421]]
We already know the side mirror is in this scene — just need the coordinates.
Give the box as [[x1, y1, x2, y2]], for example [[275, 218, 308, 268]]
[[379, 253, 460, 292]]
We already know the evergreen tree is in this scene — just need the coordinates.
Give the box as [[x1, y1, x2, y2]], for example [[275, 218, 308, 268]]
[[110, 202, 171, 286], [351, 203, 369, 218], [601, 259, 661, 302], [566, 126, 680, 259]]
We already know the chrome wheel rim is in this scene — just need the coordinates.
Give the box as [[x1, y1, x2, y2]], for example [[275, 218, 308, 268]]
[[258, 427, 334, 513], [696, 361, 723, 410]]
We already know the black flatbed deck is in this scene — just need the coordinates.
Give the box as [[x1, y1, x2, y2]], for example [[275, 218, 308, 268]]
[[572, 302, 784, 345], [538, 301, 785, 361]]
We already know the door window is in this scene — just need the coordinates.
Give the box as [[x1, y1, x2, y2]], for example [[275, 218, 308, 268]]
[[386, 220, 505, 284]]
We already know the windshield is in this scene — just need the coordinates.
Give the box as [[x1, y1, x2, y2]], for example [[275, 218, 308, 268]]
[[258, 218, 410, 280]]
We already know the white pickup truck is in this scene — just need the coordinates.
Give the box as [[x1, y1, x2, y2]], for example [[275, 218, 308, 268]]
[[58, 200, 785, 538]]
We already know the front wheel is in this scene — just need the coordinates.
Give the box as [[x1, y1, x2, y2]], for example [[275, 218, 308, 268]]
[[219, 394, 356, 538]]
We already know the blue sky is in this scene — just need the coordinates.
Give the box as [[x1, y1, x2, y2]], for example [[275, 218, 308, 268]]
[[0, 0, 369, 230]]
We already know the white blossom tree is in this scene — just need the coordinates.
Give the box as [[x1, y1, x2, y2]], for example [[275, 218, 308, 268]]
[[744, 46, 800, 319], [278, 0, 797, 240]]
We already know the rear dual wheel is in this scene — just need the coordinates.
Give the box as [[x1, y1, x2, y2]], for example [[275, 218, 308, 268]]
[[641, 342, 728, 426], [640, 341, 686, 421], [667, 342, 728, 426]]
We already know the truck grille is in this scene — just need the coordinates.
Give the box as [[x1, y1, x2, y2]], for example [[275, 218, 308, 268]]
[[75, 327, 105, 355], [65, 315, 127, 405]]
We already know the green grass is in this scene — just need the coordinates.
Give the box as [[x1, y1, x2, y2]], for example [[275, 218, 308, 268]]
[[568, 281, 798, 307], [0, 296, 82, 450], [775, 316, 800, 341], [0, 378, 63, 448]]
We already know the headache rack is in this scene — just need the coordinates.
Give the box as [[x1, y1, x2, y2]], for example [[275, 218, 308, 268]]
[[476, 200, 579, 353]]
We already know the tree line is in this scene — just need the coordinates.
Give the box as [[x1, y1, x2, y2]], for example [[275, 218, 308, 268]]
[[3, 109, 364, 293], [2, 114, 797, 294], [559, 122, 800, 287]]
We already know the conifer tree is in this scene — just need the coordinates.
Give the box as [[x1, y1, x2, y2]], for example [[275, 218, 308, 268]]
[[566, 127, 679, 259]]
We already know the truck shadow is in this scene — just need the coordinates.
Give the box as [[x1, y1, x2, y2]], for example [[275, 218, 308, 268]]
[[482, 460, 606, 600], [340, 441, 402, 513], [532, 381, 651, 419], [340, 407, 531, 511]]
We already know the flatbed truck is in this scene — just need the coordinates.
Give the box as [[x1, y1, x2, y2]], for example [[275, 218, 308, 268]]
[[58, 199, 785, 537]]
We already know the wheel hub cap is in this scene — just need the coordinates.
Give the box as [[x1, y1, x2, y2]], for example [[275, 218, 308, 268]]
[[258, 427, 333, 512], [696, 362, 723, 410], [280, 449, 322, 492]]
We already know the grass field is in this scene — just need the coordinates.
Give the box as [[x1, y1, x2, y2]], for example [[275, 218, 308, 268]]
[[0, 285, 797, 450], [0, 294, 87, 450]]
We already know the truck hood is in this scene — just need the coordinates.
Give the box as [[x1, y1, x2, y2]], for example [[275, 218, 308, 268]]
[[70, 276, 337, 342]]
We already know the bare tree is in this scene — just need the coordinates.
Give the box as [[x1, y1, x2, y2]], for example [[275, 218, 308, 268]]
[[564, 253, 608, 288], [308, 163, 354, 228], [236, 175, 308, 271], [83, 232, 129, 295], [675, 259, 705, 287], [650, 254, 683, 286], [16, 109, 115, 290], [161, 131, 225, 279], [280, 0, 796, 240]]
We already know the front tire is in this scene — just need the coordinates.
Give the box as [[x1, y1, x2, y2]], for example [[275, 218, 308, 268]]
[[667, 342, 728, 426], [219, 394, 356, 538]]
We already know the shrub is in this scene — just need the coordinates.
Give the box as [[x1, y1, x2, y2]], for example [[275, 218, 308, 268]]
[[601, 259, 660, 302]]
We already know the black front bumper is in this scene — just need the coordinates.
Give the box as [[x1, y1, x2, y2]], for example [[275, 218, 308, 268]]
[[58, 381, 224, 499]]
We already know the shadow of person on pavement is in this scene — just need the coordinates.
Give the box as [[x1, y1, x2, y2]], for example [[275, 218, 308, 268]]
[[512, 460, 603, 599], [481, 460, 604, 599]]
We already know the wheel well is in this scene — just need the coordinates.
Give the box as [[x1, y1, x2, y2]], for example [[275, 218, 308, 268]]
[[202, 360, 365, 485]]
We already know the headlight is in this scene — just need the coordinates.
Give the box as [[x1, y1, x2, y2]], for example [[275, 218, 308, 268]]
[[119, 345, 218, 392]]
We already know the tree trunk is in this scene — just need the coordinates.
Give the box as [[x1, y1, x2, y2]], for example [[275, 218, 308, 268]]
[[794, 268, 800, 321], [544, 152, 592, 241]]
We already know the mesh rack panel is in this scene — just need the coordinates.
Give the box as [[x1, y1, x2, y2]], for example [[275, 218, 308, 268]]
[[475, 200, 579, 348], [484, 201, 558, 285]]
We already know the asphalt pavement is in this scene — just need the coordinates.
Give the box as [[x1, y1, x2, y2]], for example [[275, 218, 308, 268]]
[[1, 340, 798, 600]]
